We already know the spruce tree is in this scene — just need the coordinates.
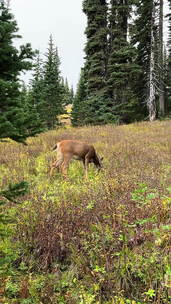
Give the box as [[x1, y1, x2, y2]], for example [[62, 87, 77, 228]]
[[29, 52, 47, 126], [61, 78, 74, 106], [134, 0, 165, 121], [81, 0, 113, 125], [43, 36, 64, 129], [107, 0, 141, 123], [70, 86, 74, 104], [0, 1, 42, 143], [71, 67, 88, 126], [83, 0, 108, 94], [81, 0, 142, 125]]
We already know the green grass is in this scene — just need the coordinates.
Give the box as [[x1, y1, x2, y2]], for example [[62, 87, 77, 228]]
[[0, 121, 171, 303]]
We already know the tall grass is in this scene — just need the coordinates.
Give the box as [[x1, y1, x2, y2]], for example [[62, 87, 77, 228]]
[[0, 121, 171, 303]]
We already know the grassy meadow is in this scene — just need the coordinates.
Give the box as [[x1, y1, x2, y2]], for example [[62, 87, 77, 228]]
[[0, 121, 171, 303]]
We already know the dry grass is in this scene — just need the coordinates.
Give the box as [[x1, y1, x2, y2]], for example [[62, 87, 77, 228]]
[[1, 120, 171, 303]]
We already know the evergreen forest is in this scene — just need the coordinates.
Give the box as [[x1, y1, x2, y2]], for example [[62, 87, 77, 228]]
[[0, 0, 171, 303]]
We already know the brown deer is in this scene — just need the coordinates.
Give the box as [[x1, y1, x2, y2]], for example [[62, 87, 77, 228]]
[[50, 140, 103, 178]]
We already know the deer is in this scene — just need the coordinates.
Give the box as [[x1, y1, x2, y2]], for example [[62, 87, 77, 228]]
[[50, 139, 103, 178]]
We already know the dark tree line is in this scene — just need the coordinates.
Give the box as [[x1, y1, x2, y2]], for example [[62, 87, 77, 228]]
[[72, 0, 171, 125], [1, 0, 171, 136], [0, 1, 44, 143], [0, 1, 74, 139]]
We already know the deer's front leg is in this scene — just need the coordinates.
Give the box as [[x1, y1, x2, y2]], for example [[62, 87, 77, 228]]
[[50, 159, 63, 177], [61, 154, 71, 178], [84, 157, 90, 179]]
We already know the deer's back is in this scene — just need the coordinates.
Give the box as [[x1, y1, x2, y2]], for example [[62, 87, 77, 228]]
[[58, 140, 95, 159]]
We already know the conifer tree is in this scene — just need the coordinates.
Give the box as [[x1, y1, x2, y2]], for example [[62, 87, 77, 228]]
[[83, 0, 108, 94], [71, 67, 87, 126], [81, 0, 111, 124], [70, 86, 74, 104], [29, 52, 47, 126], [30, 52, 44, 106], [43, 35, 64, 129], [61, 78, 74, 106], [0, 1, 43, 143], [134, 0, 165, 121], [107, 0, 141, 123], [81, 0, 143, 125]]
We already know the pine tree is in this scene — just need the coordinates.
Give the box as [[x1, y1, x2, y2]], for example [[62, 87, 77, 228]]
[[70, 86, 74, 104], [0, 1, 43, 143], [30, 52, 44, 106], [81, 0, 113, 125], [43, 36, 64, 129], [71, 67, 87, 126], [81, 0, 143, 125], [29, 52, 47, 126], [61, 78, 74, 106], [17, 83, 44, 135], [107, 0, 141, 123], [83, 0, 108, 94], [134, 0, 165, 121]]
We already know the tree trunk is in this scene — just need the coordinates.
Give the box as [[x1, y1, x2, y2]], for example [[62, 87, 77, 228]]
[[147, 1, 156, 121], [158, 0, 165, 116]]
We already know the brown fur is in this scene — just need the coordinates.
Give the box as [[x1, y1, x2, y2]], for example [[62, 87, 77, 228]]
[[50, 140, 102, 178]]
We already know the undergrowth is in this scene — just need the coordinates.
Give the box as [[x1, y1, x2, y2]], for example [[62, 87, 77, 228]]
[[0, 121, 171, 303]]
